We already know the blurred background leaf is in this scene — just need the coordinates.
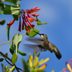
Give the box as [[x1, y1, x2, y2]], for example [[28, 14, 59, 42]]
[[0, 20, 5, 25]]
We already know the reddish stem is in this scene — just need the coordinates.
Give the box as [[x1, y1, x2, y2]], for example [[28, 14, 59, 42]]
[[7, 19, 16, 27]]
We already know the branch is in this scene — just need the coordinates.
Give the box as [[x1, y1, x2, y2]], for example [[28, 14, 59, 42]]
[[0, 51, 23, 72]]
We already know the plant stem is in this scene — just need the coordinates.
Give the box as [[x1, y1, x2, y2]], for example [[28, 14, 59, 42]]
[[0, 51, 23, 72], [16, 45, 18, 55]]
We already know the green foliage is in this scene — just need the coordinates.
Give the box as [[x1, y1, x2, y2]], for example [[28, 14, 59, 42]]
[[10, 34, 26, 56], [12, 34, 22, 46], [26, 28, 39, 37], [12, 53, 18, 64], [0, 20, 5, 25], [36, 18, 47, 25], [10, 44, 16, 54], [1, 64, 15, 72], [0, 0, 20, 19], [18, 50, 26, 56], [22, 59, 30, 72], [0, 58, 4, 62]]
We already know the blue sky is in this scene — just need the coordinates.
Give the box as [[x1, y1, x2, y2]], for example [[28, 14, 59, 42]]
[[0, 0, 72, 72]]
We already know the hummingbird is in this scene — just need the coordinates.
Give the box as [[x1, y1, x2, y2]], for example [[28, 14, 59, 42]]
[[25, 33, 62, 59]]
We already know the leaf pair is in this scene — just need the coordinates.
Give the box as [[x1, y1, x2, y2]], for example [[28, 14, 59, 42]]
[[10, 34, 26, 64]]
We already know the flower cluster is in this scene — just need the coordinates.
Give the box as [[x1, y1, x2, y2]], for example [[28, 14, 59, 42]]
[[27, 55, 50, 72], [19, 7, 40, 32], [7, 7, 40, 40]]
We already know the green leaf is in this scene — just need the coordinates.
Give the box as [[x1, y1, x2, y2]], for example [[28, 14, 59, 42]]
[[0, 2, 4, 9], [37, 19, 47, 25], [10, 66, 15, 72], [12, 34, 23, 46], [3, 5, 12, 14], [22, 59, 30, 72], [18, 50, 26, 56], [12, 15, 19, 20], [0, 20, 5, 25], [1, 64, 9, 72], [0, 58, 4, 62], [5, 66, 9, 72], [37, 19, 42, 25], [12, 53, 18, 64], [26, 28, 39, 37], [10, 44, 16, 54], [10, 34, 22, 55], [0, 3, 20, 19]]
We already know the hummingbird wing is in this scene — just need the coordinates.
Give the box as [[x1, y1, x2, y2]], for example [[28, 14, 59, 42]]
[[24, 44, 41, 51], [24, 44, 46, 52], [49, 41, 62, 59], [25, 37, 43, 44]]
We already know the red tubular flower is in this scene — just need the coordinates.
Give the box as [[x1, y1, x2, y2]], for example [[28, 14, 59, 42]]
[[31, 13, 39, 17], [26, 7, 40, 14], [25, 16, 35, 28], [21, 7, 40, 32], [32, 7, 40, 12], [27, 15, 36, 22], [7, 19, 16, 27]]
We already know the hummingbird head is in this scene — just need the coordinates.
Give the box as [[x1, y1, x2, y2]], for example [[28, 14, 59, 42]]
[[39, 34, 48, 40]]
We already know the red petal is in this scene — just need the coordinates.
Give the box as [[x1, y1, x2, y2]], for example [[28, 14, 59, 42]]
[[28, 17, 36, 22], [32, 13, 39, 17], [26, 7, 40, 14]]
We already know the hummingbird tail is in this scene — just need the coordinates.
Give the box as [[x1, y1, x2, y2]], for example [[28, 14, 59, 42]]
[[53, 48, 62, 59]]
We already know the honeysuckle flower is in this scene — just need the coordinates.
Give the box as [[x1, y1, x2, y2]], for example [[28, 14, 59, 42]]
[[26, 7, 40, 14], [25, 7, 40, 23], [27, 17, 36, 22], [19, 10, 36, 32], [28, 55, 50, 72], [62, 59, 72, 72], [32, 13, 39, 17], [67, 64, 72, 72], [66, 59, 72, 72], [18, 7, 40, 33]]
